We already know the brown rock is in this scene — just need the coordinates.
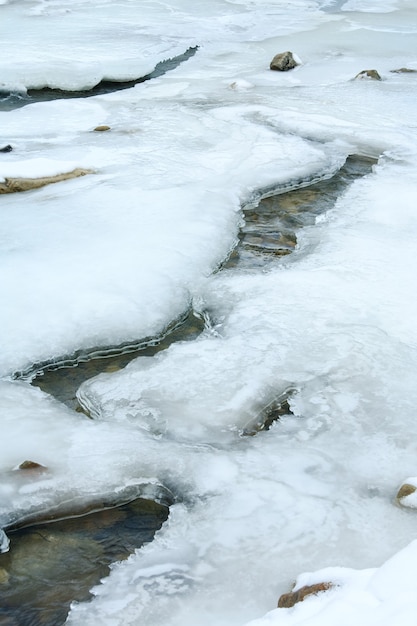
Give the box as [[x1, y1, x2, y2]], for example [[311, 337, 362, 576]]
[[93, 125, 111, 131], [0, 168, 92, 194], [270, 51, 299, 72], [354, 69, 381, 81], [396, 483, 417, 502], [18, 460, 47, 471], [278, 582, 333, 608]]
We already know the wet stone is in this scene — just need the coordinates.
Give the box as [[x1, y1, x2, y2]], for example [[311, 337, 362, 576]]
[[0, 145, 12, 153]]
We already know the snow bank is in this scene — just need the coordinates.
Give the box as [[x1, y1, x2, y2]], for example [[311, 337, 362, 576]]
[[0, 158, 89, 182], [245, 540, 417, 626]]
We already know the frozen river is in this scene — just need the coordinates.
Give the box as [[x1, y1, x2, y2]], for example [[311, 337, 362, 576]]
[[1, 1, 417, 625]]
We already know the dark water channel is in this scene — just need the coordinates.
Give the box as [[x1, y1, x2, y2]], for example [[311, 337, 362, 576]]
[[0, 498, 168, 626], [0, 47, 198, 112], [1, 155, 375, 626], [31, 310, 205, 411], [225, 155, 374, 270]]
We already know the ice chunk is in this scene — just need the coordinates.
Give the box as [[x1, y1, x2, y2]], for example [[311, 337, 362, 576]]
[[0, 529, 10, 553]]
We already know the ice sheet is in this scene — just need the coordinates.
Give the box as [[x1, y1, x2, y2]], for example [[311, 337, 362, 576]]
[[0, 98, 346, 376], [69, 155, 417, 626]]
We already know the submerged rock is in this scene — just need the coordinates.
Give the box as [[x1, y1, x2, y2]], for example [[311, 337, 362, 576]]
[[0, 167, 92, 194], [354, 69, 381, 81], [0, 567, 9, 584], [278, 582, 333, 608], [390, 67, 417, 73], [270, 51, 299, 72]]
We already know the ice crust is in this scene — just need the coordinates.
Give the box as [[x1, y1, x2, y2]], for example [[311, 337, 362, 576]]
[[0, 0, 417, 625]]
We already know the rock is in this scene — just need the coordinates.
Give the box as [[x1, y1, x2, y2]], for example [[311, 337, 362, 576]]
[[278, 582, 333, 608], [0, 167, 92, 194], [0, 567, 9, 584], [93, 125, 111, 131], [396, 482, 417, 508], [17, 460, 47, 472], [270, 51, 299, 72], [390, 67, 417, 74], [0, 144, 13, 153], [354, 69, 381, 81], [397, 483, 416, 499]]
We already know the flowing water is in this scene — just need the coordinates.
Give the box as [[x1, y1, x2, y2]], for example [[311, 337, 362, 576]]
[[0, 498, 168, 626]]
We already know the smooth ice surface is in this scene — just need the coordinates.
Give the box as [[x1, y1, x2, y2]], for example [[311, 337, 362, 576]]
[[1, 0, 417, 625]]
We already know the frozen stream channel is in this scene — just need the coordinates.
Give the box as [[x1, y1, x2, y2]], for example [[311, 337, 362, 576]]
[[2, 157, 373, 626], [1, 1, 417, 625]]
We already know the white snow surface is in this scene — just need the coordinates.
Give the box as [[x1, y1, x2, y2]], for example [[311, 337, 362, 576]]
[[245, 539, 417, 626], [0, 157, 91, 182], [1, 0, 417, 625]]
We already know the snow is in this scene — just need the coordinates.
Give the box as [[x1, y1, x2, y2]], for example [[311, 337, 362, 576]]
[[244, 540, 417, 626], [0, 99, 345, 375], [0, 157, 89, 182], [1, 0, 417, 625]]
